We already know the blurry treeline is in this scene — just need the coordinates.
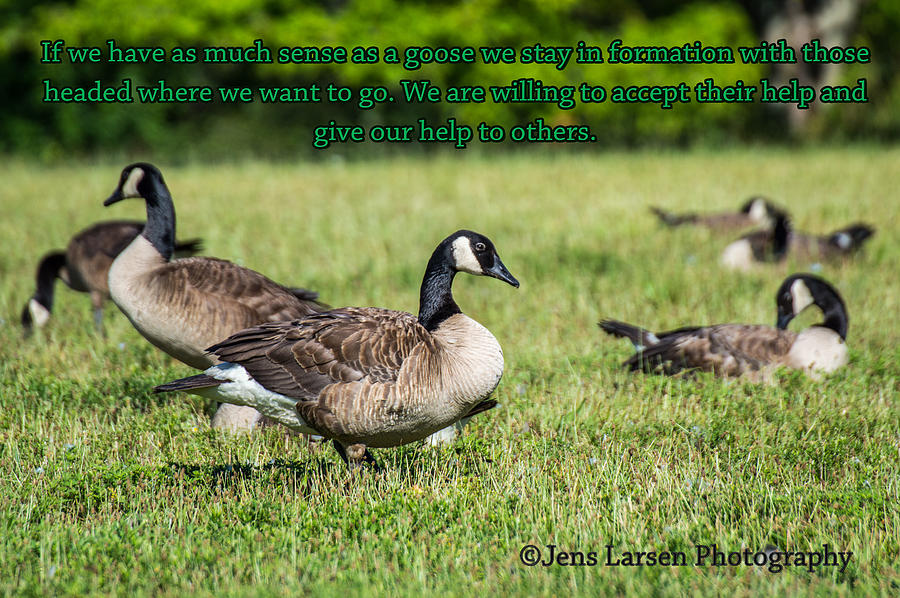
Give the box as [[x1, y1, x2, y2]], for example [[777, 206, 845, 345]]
[[2, 0, 898, 159]]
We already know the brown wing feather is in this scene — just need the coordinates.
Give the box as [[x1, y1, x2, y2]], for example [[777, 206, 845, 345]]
[[70, 221, 145, 260], [66, 221, 145, 293], [151, 256, 324, 327], [626, 324, 796, 376], [208, 308, 433, 400]]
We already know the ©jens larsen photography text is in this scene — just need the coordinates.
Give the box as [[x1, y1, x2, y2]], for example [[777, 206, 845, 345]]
[[39, 39, 871, 148], [519, 544, 853, 574]]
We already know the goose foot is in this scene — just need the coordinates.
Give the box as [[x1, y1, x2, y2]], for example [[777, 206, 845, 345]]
[[332, 440, 381, 471]]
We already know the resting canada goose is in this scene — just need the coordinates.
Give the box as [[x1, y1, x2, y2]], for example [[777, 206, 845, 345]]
[[599, 273, 848, 379], [650, 196, 783, 231], [720, 211, 791, 271], [722, 219, 874, 270], [154, 230, 519, 468], [788, 223, 875, 261], [103, 163, 327, 429], [21, 220, 202, 336]]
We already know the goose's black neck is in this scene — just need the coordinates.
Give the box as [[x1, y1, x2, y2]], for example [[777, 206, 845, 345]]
[[820, 297, 849, 340], [772, 216, 790, 259], [418, 248, 460, 331], [141, 184, 176, 261], [34, 252, 66, 309]]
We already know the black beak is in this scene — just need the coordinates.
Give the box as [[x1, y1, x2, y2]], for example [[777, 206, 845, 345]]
[[776, 313, 793, 330], [103, 189, 124, 206], [485, 255, 519, 288]]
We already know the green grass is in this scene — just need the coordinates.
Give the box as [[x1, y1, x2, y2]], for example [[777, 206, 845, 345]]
[[1, 148, 898, 596]]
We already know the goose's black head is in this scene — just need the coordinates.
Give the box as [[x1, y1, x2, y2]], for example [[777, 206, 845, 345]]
[[103, 163, 176, 260], [775, 273, 848, 339], [104, 163, 166, 206], [21, 295, 51, 336], [828, 223, 875, 252], [418, 230, 518, 331], [442, 230, 519, 287]]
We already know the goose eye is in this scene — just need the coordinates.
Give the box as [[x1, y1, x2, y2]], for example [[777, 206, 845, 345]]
[[474, 242, 486, 252]]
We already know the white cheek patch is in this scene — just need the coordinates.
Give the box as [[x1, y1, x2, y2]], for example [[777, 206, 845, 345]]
[[122, 167, 145, 198], [29, 299, 51, 327], [748, 198, 767, 223], [790, 279, 815, 315], [833, 232, 851, 250], [451, 237, 484, 275]]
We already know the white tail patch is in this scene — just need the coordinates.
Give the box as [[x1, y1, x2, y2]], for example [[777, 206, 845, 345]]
[[28, 299, 51, 327], [790, 279, 815, 315], [202, 363, 317, 435], [720, 239, 754, 271], [451, 236, 483, 275], [122, 167, 145, 198]]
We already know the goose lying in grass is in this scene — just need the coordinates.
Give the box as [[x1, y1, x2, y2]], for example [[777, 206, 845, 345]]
[[779, 223, 873, 262], [720, 212, 791, 271], [155, 230, 520, 468], [722, 217, 874, 271], [650, 196, 783, 231], [21, 220, 202, 337], [599, 273, 848, 380]]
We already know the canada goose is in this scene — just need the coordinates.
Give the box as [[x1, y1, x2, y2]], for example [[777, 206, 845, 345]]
[[720, 211, 791, 271], [651, 196, 783, 231], [103, 162, 327, 429], [21, 220, 202, 336], [722, 218, 874, 270], [788, 223, 875, 261], [154, 230, 520, 468], [599, 273, 848, 379]]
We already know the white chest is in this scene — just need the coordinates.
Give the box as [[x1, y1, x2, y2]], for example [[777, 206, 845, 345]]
[[786, 327, 848, 373]]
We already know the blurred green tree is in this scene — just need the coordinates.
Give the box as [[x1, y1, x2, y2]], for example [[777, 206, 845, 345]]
[[1, 0, 895, 159]]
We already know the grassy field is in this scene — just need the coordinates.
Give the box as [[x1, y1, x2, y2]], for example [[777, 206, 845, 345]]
[[1, 148, 897, 596]]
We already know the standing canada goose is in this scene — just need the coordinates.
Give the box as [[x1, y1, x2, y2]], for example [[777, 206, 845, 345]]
[[720, 211, 791, 271], [154, 230, 520, 468], [103, 163, 327, 430], [21, 220, 202, 336], [599, 273, 848, 379], [650, 196, 783, 231]]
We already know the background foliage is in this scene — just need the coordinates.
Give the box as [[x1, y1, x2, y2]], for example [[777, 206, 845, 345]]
[[2, 0, 898, 159]]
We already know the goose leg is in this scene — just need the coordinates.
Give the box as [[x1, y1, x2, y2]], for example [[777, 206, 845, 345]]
[[332, 440, 381, 471], [90, 292, 105, 336]]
